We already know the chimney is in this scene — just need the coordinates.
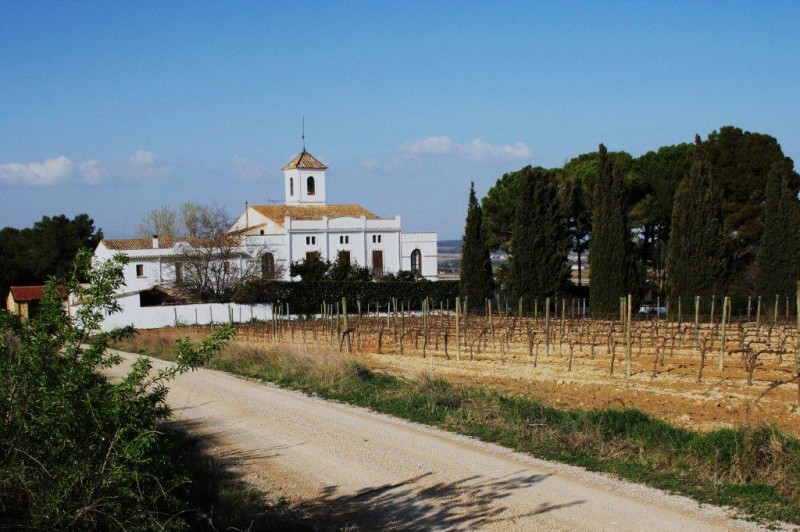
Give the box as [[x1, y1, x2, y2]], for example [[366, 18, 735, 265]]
[[152, 234, 159, 249]]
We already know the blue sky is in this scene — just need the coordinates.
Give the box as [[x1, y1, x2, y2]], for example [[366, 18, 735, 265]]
[[1, 1, 798, 239]]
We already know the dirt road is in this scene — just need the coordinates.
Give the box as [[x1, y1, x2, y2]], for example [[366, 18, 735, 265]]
[[108, 351, 768, 531]]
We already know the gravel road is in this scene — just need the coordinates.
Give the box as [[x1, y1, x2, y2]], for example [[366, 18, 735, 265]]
[[108, 351, 771, 531]]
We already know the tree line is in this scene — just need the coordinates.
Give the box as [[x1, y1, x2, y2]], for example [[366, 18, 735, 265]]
[[460, 125, 800, 314], [0, 214, 103, 298]]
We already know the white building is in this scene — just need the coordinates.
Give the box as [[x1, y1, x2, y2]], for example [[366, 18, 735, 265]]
[[229, 149, 438, 280], [81, 148, 437, 330]]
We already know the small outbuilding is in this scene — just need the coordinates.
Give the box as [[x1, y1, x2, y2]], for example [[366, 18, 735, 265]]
[[6, 285, 45, 320]]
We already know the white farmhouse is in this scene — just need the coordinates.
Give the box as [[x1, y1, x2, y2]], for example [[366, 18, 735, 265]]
[[229, 149, 438, 280]]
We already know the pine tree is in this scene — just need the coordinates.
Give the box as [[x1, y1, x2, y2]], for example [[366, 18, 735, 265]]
[[460, 182, 494, 307], [667, 136, 726, 299], [508, 166, 570, 301], [589, 144, 629, 315], [755, 162, 800, 297]]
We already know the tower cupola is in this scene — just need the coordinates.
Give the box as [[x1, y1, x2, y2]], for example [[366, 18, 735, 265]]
[[283, 150, 327, 206]]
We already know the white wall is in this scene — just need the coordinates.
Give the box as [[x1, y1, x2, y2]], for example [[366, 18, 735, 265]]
[[401, 232, 438, 280], [73, 292, 273, 332]]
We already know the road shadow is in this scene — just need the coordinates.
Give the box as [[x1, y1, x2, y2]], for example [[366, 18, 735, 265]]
[[168, 419, 584, 530], [298, 469, 585, 530]]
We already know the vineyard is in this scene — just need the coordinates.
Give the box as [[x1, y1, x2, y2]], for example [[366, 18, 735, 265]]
[[177, 296, 800, 435]]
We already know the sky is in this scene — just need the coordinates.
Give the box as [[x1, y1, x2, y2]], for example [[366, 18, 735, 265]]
[[1, 1, 798, 239]]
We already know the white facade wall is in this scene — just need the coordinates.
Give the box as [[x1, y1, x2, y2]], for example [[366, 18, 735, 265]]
[[71, 292, 272, 332], [284, 168, 327, 206], [401, 233, 438, 280]]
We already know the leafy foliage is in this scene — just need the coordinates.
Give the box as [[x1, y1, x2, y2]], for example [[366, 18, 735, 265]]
[[234, 279, 460, 313], [0, 213, 103, 298], [507, 167, 570, 300], [705, 126, 800, 292], [667, 136, 727, 299], [460, 182, 494, 307], [755, 162, 800, 297], [0, 249, 233, 529], [589, 144, 630, 314]]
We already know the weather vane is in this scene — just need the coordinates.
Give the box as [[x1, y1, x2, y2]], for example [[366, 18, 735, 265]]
[[302, 117, 306, 151]]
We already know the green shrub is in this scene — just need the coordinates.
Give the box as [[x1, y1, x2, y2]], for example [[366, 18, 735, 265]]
[[233, 279, 460, 313], [0, 250, 233, 529]]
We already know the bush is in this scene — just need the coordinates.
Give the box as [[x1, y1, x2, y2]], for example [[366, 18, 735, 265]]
[[233, 279, 460, 313], [0, 250, 233, 529]]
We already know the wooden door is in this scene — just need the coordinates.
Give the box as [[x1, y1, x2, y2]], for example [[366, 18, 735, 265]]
[[372, 250, 383, 276]]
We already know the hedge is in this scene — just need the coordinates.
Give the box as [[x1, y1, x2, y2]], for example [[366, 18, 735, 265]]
[[233, 279, 460, 313]]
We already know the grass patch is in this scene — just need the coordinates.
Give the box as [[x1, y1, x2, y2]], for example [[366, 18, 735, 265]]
[[115, 331, 800, 525]]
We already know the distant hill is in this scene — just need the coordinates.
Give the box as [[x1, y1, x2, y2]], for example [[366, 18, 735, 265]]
[[438, 239, 462, 253]]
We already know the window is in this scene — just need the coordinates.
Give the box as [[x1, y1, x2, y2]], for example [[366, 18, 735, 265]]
[[175, 263, 183, 284], [305, 236, 316, 245], [411, 249, 422, 276], [223, 261, 231, 274], [307, 176, 315, 195], [372, 235, 382, 244], [136, 264, 144, 277], [259, 229, 265, 235], [290, 177, 294, 195], [339, 235, 349, 244], [261, 253, 275, 279]]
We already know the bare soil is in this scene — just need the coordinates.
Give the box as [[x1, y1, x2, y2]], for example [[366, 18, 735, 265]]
[[223, 314, 800, 436]]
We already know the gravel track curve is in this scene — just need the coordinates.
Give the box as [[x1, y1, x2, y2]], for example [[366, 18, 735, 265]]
[[107, 351, 773, 531]]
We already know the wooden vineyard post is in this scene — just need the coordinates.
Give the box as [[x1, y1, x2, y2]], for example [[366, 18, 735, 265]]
[[341, 298, 351, 353], [455, 296, 461, 361], [747, 296, 752, 321], [518, 298, 523, 318], [174, 307, 178, 328], [756, 296, 762, 327], [710, 295, 716, 326], [719, 296, 729, 372], [626, 294, 633, 378], [545, 298, 550, 358], [795, 281, 800, 402], [534, 299, 538, 319], [694, 296, 700, 346], [423, 298, 429, 358], [774, 295, 780, 327], [677, 296, 682, 324]]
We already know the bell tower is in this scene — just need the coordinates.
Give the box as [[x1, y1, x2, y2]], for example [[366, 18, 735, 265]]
[[283, 149, 327, 206]]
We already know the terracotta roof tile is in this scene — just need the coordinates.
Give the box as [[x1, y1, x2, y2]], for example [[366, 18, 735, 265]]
[[282, 150, 328, 171], [101, 236, 207, 251], [9, 285, 45, 302], [251, 204, 380, 227]]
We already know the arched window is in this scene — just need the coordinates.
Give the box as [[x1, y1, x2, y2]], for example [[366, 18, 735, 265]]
[[261, 253, 275, 279], [307, 176, 315, 196], [290, 178, 294, 195], [411, 249, 422, 277]]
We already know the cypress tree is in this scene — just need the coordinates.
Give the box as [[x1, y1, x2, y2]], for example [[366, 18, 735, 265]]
[[460, 182, 494, 306], [589, 144, 629, 315], [508, 166, 570, 301], [755, 162, 800, 297], [667, 136, 726, 299]]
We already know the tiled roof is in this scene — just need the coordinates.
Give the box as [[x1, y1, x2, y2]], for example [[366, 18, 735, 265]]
[[101, 236, 207, 251], [282, 150, 328, 171], [251, 204, 380, 227], [9, 285, 45, 302]]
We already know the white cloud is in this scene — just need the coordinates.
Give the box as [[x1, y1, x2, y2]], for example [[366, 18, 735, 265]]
[[363, 136, 533, 172], [129, 149, 156, 165], [0, 156, 73, 186], [79, 159, 108, 184], [122, 150, 172, 179], [231, 155, 269, 180], [399, 136, 532, 162]]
